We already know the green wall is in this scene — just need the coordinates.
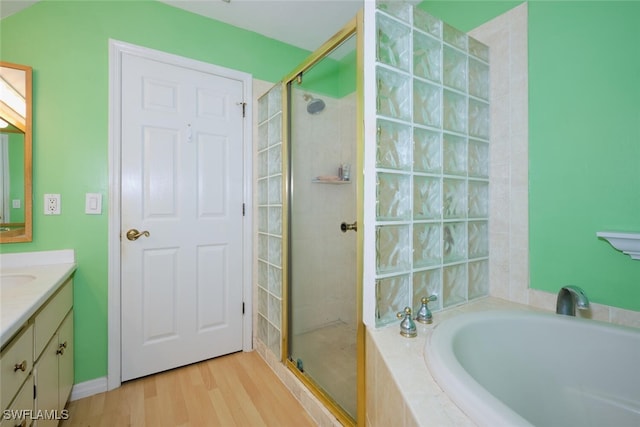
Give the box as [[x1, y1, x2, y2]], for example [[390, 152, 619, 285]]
[[0, 0, 311, 383], [420, 1, 640, 310]]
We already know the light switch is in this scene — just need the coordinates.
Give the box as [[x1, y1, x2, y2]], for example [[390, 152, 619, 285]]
[[12, 199, 20, 209], [85, 193, 102, 215]]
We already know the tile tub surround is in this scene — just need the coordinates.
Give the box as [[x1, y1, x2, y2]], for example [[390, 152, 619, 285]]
[[0, 250, 76, 346], [366, 295, 640, 427]]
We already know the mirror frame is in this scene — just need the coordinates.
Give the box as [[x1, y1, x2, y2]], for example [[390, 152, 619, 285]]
[[0, 61, 32, 243]]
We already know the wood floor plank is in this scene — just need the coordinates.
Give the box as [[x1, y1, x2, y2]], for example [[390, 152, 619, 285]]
[[61, 351, 317, 427]]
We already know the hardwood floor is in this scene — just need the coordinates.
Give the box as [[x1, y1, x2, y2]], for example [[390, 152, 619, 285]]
[[61, 351, 317, 427]]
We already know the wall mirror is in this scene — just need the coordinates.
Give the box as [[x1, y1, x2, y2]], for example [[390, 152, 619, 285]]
[[0, 61, 32, 243]]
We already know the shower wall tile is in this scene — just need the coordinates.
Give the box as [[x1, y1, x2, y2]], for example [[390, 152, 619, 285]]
[[377, 13, 411, 71], [443, 134, 467, 176], [468, 221, 489, 258], [443, 89, 467, 134], [377, 1, 412, 23], [468, 37, 489, 62], [413, 8, 441, 38], [468, 181, 489, 217], [413, 79, 441, 127], [443, 23, 467, 51], [468, 140, 489, 178], [468, 260, 489, 299], [469, 58, 490, 100], [443, 178, 466, 219], [443, 222, 466, 262], [377, 119, 412, 170], [443, 263, 467, 307], [469, 99, 490, 139], [413, 223, 441, 268], [443, 46, 467, 92]]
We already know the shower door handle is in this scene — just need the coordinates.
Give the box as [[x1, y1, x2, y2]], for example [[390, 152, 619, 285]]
[[340, 221, 357, 233]]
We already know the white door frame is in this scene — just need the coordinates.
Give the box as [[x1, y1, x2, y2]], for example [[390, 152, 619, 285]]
[[107, 39, 253, 390]]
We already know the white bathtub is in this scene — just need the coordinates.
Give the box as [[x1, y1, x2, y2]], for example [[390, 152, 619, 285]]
[[425, 310, 640, 427]]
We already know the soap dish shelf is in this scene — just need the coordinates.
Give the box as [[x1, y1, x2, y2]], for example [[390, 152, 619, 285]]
[[597, 231, 640, 260]]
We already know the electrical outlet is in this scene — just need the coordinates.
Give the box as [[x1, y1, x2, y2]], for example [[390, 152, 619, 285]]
[[44, 194, 61, 215]]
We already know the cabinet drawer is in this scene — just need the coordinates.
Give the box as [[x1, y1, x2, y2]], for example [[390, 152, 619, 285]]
[[0, 374, 34, 427], [34, 280, 72, 360], [1, 324, 33, 411]]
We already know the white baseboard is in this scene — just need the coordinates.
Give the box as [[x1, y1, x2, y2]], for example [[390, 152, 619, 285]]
[[70, 376, 108, 401]]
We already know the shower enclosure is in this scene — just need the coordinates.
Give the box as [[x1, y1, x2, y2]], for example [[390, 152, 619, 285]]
[[283, 18, 362, 425]]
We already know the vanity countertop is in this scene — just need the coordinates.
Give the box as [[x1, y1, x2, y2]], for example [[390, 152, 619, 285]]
[[1, 250, 76, 348]]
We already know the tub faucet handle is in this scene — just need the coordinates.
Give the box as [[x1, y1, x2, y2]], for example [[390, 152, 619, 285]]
[[416, 295, 438, 324], [397, 307, 417, 338]]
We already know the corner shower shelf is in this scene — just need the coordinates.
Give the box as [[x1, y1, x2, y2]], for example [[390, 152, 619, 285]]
[[312, 178, 351, 184], [597, 231, 640, 260]]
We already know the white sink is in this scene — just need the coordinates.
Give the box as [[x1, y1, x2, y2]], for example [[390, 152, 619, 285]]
[[1, 274, 37, 287]]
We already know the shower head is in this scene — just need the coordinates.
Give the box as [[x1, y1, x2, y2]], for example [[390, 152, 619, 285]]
[[303, 94, 325, 114]]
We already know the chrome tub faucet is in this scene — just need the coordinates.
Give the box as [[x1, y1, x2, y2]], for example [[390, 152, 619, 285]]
[[556, 285, 590, 316]]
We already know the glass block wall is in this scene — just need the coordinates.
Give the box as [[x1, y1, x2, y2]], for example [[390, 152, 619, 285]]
[[257, 85, 283, 357], [374, 2, 490, 326]]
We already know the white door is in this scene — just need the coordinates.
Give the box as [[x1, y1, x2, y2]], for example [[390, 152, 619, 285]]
[[120, 53, 245, 381]]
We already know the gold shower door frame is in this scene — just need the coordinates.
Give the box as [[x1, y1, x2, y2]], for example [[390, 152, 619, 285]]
[[281, 10, 365, 427]]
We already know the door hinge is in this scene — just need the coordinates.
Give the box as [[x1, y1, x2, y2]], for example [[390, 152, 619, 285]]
[[242, 203, 245, 216], [242, 302, 245, 314], [238, 102, 247, 118]]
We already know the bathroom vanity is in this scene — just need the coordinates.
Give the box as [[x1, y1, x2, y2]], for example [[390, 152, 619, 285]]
[[1, 251, 76, 426]]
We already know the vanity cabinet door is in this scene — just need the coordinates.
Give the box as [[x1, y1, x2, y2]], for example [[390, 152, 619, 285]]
[[57, 312, 73, 411], [33, 336, 58, 427]]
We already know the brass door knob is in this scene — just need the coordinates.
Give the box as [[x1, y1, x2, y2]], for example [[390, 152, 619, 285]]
[[126, 229, 150, 241], [13, 360, 27, 372], [340, 221, 357, 233]]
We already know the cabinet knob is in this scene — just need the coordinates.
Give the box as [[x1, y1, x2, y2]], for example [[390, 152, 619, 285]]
[[13, 360, 27, 372]]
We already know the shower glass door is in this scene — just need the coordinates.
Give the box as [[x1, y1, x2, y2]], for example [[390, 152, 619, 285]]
[[287, 32, 358, 422]]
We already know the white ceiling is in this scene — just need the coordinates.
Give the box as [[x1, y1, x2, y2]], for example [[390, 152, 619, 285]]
[[1, 0, 367, 52]]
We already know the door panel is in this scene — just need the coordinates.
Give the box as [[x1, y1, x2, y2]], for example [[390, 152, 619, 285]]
[[121, 53, 245, 381]]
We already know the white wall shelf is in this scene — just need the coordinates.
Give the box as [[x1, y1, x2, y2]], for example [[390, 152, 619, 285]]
[[597, 231, 640, 260]]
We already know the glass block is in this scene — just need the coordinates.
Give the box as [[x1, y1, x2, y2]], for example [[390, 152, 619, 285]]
[[268, 144, 281, 175], [377, 172, 411, 221], [443, 134, 467, 176], [257, 314, 268, 344], [258, 94, 269, 124], [258, 207, 268, 233], [413, 223, 441, 268], [469, 260, 489, 299], [258, 122, 268, 151], [268, 85, 282, 118], [443, 90, 467, 134], [468, 181, 489, 217], [258, 260, 268, 289], [413, 32, 441, 83], [377, 67, 411, 121], [258, 150, 268, 178], [268, 175, 282, 204], [413, 128, 441, 173], [443, 46, 467, 92], [413, 79, 441, 127], [413, 8, 441, 38], [443, 222, 466, 262], [258, 233, 268, 262], [469, 99, 490, 140], [377, 13, 411, 71], [412, 269, 442, 312], [258, 178, 268, 205], [413, 176, 441, 220], [377, 2, 412, 22], [375, 274, 411, 327], [268, 236, 282, 267], [268, 294, 281, 328], [443, 23, 467, 51], [268, 322, 281, 359], [443, 263, 467, 307], [376, 225, 411, 274], [469, 58, 489, 100], [258, 287, 268, 316], [377, 119, 412, 170], [468, 221, 489, 258], [268, 206, 282, 234], [268, 114, 282, 147], [268, 265, 282, 297], [468, 139, 489, 178], [469, 37, 489, 62], [443, 178, 466, 219]]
